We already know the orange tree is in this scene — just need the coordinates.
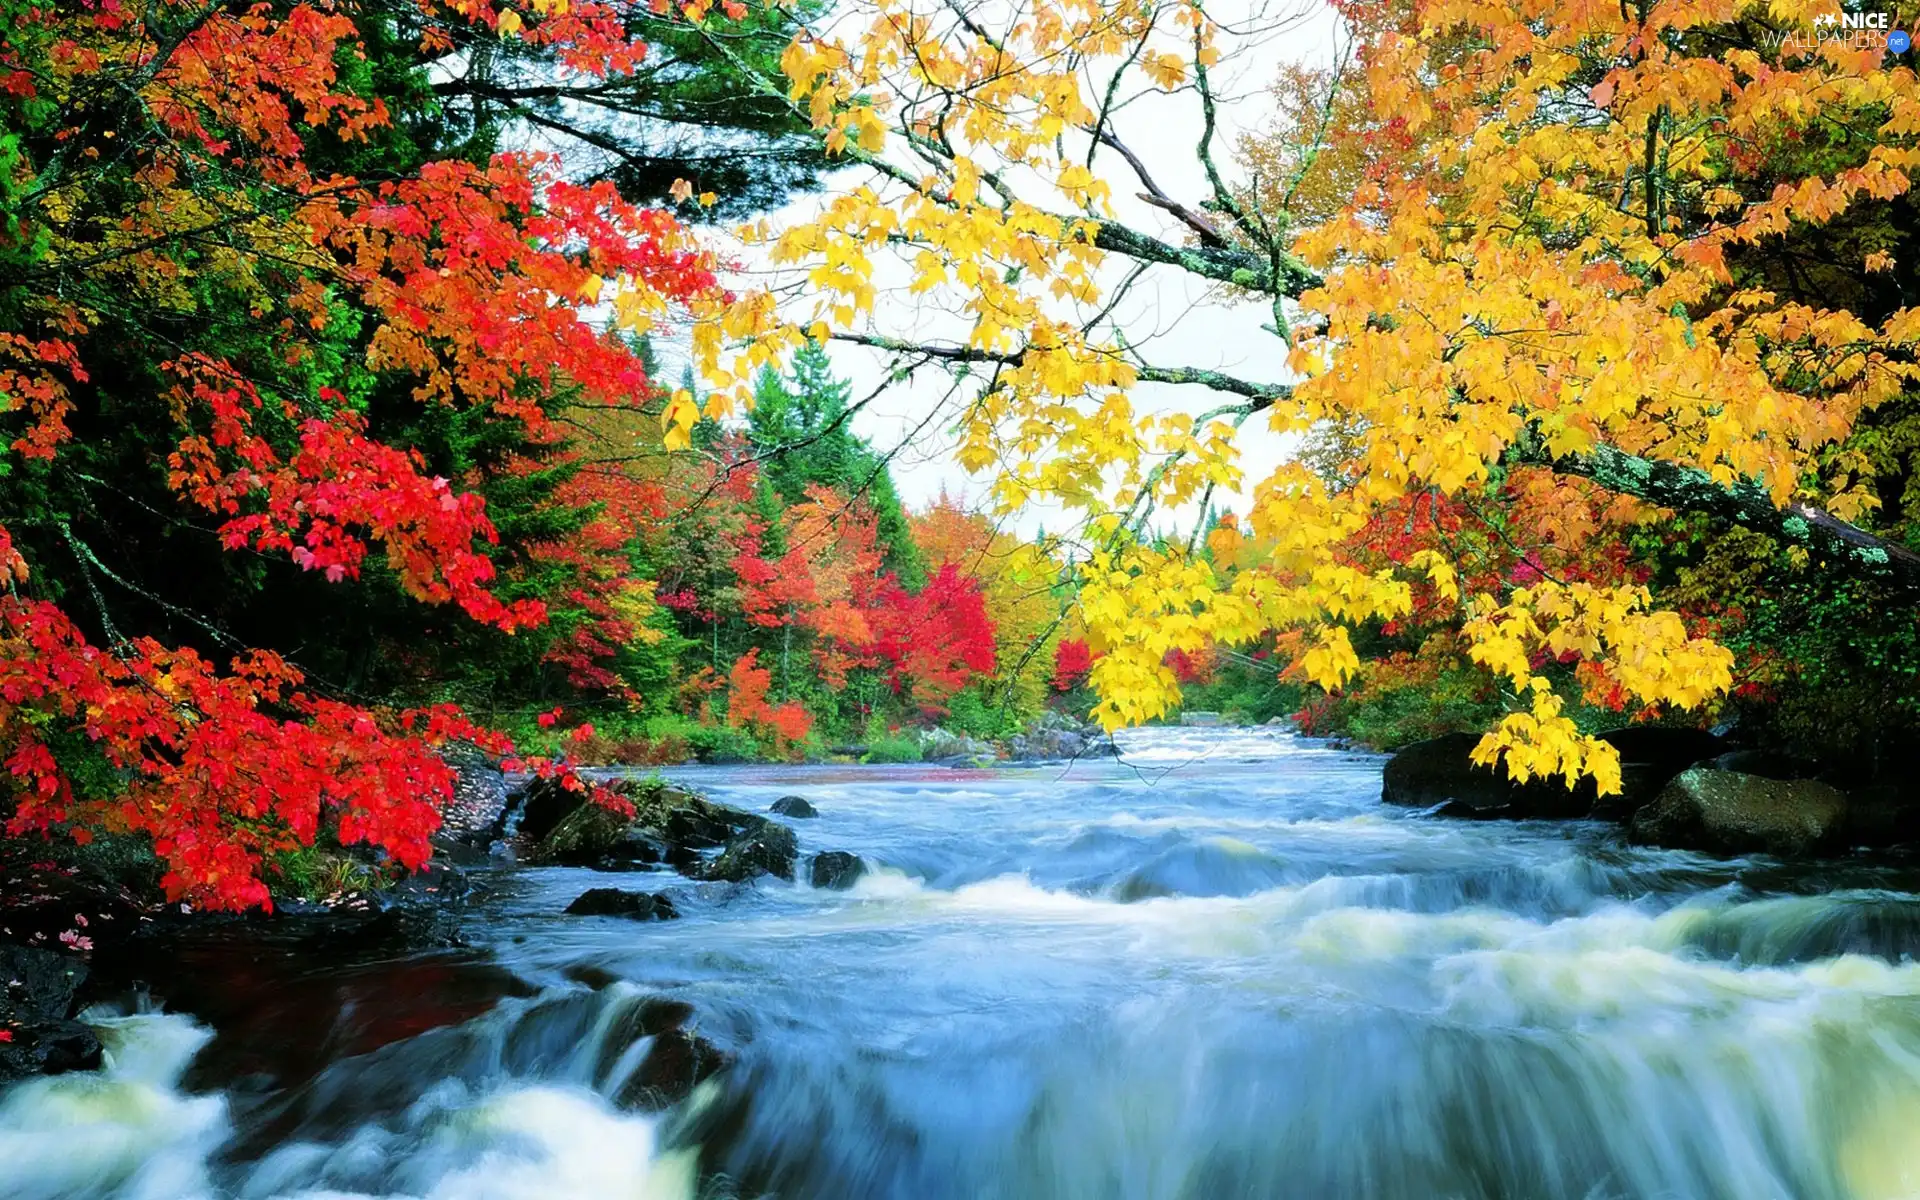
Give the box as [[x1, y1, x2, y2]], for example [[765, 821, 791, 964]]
[[666, 0, 1920, 792]]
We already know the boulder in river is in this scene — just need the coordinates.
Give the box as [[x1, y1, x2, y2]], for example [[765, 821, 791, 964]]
[[0, 943, 102, 1082], [1629, 768, 1848, 856], [701, 822, 799, 883], [529, 800, 631, 867], [509, 774, 588, 844], [771, 795, 819, 818], [564, 889, 678, 921], [1384, 727, 1728, 820], [809, 851, 867, 890]]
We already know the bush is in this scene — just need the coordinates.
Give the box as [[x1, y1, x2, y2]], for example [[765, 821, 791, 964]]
[[862, 734, 923, 764]]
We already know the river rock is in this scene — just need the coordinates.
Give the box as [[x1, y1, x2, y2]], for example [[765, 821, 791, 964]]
[[1384, 727, 1728, 820], [701, 822, 799, 883], [0, 943, 102, 1082], [439, 745, 511, 844], [564, 888, 678, 920], [510, 774, 587, 844], [920, 727, 997, 765], [605, 997, 732, 1110], [1381, 732, 1591, 818], [771, 795, 819, 818], [1181, 711, 1226, 727], [1629, 768, 1849, 856], [809, 851, 867, 890], [530, 800, 630, 866], [1703, 748, 1826, 782]]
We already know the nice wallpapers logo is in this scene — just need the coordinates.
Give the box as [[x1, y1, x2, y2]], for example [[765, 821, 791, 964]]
[[1773, 10, 1912, 54]]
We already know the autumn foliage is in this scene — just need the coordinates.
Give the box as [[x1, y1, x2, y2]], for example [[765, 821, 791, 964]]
[[0, 0, 713, 908]]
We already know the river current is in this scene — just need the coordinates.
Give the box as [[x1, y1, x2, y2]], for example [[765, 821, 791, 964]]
[[13, 727, 1920, 1199]]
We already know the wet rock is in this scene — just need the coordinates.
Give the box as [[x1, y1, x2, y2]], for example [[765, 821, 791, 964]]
[[701, 822, 799, 883], [564, 888, 678, 921], [530, 800, 630, 866], [1704, 748, 1826, 782], [771, 795, 819, 819], [0, 943, 101, 1083], [439, 744, 511, 844], [1382, 733, 1591, 818], [919, 727, 996, 763], [626, 783, 761, 850], [809, 851, 866, 890], [1586, 727, 1730, 820], [509, 774, 588, 844], [1629, 768, 1849, 856], [620, 1027, 730, 1109], [1385, 727, 1728, 820]]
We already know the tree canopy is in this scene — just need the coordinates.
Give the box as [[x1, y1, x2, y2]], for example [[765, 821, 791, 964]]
[[671, 0, 1920, 792]]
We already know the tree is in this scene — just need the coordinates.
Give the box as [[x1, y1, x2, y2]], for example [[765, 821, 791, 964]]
[[747, 342, 927, 587], [431, 0, 836, 219], [663, 0, 1920, 791], [0, 0, 712, 907]]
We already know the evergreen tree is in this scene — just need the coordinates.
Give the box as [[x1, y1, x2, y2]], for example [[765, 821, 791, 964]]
[[747, 343, 927, 588]]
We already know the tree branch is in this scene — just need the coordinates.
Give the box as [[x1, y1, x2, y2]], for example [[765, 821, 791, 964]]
[[1514, 441, 1920, 593]]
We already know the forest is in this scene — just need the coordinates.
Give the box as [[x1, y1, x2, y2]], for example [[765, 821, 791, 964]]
[[2, 0, 1919, 915]]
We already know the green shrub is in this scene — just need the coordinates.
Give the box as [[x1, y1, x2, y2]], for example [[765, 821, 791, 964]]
[[862, 734, 923, 764]]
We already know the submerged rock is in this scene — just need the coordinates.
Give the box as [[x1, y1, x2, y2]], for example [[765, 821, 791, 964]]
[[771, 795, 819, 818], [808, 851, 866, 890], [564, 889, 678, 921], [1629, 768, 1848, 856], [702, 822, 799, 883]]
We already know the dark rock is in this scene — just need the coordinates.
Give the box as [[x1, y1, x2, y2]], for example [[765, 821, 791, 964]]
[[439, 745, 511, 843], [1384, 727, 1728, 821], [1703, 749, 1825, 782], [701, 821, 798, 883], [1586, 727, 1730, 818], [0, 942, 88, 1020], [530, 801, 630, 866], [1629, 768, 1849, 856], [626, 783, 760, 850], [1381, 733, 1590, 819], [809, 851, 866, 890], [510, 774, 588, 844], [770, 795, 819, 818], [616, 1026, 731, 1110], [0, 943, 101, 1083], [564, 888, 678, 920], [1, 1019, 102, 1079]]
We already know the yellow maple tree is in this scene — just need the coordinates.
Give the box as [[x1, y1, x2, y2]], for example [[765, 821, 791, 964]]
[[641, 0, 1920, 792]]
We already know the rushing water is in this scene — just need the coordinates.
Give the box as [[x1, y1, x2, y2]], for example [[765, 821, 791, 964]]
[[17, 727, 1920, 1199]]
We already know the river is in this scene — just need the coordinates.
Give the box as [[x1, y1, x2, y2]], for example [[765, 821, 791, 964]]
[[11, 727, 1920, 1199]]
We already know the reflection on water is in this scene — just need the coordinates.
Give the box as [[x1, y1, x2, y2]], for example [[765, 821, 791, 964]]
[[14, 727, 1920, 1198]]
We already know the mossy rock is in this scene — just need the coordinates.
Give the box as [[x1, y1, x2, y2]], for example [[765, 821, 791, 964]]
[[530, 801, 632, 866], [1629, 768, 1848, 856]]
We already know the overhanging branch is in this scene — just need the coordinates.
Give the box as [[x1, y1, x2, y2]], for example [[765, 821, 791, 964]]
[[1518, 441, 1920, 594]]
